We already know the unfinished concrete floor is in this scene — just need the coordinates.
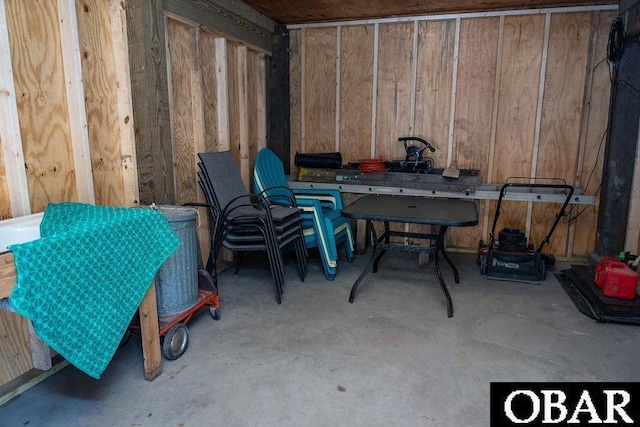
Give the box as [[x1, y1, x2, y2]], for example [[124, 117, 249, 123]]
[[1, 251, 639, 426]]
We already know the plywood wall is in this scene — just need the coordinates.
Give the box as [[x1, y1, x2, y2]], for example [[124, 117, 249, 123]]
[[0, 310, 30, 385], [0, 0, 137, 388], [289, 8, 617, 257], [163, 15, 268, 189], [0, 0, 267, 393], [165, 15, 268, 258], [1, 0, 137, 217], [7, 0, 77, 212]]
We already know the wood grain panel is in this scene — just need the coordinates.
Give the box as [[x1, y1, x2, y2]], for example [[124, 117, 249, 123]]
[[126, 0, 174, 205], [571, 11, 616, 256], [200, 32, 220, 153], [0, 134, 9, 219], [247, 50, 257, 165], [531, 12, 591, 255], [447, 17, 499, 249], [491, 14, 545, 233], [304, 27, 337, 154], [414, 20, 455, 168], [214, 37, 231, 152], [226, 43, 243, 178], [247, 50, 266, 168], [376, 22, 415, 160], [236, 45, 250, 185], [77, 0, 124, 206], [289, 29, 302, 173], [411, 20, 457, 245], [7, 0, 76, 212], [193, 31, 219, 265], [494, 14, 544, 182], [108, 0, 140, 208], [1, 0, 31, 218], [453, 18, 500, 172], [372, 23, 416, 239], [0, 311, 32, 385], [256, 52, 267, 157], [339, 25, 375, 163], [167, 19, 198, 204], [0, 252, 32, 385]]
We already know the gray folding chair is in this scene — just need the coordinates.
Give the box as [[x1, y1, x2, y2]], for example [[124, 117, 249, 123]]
[[193, 151, 306, 303]]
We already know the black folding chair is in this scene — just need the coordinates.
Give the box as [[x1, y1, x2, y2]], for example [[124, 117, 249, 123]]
[[190, 151, 306, 304]]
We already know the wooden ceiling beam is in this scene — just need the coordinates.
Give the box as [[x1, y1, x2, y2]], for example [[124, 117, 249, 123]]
[[241, 0, 618, 24]]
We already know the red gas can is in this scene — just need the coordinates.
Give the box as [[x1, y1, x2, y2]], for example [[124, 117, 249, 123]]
[[594, 256, 622, 288], [601, 262, 638, 300]]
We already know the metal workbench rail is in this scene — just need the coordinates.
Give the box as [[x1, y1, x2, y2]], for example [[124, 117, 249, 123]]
[[288, 179, 594, 205]]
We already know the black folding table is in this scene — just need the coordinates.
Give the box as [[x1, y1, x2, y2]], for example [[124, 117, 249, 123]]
[[342, 195, 479, 317]]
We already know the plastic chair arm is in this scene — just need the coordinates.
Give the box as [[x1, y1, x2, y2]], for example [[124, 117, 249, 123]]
[[257, 186, 298, 208], [291, 188, 343, 209]]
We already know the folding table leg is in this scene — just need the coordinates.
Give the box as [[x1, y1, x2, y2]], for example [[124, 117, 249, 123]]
[[433, 225, 458, 283], [349, 220, 378, 303], [432, 226, 454, 318]]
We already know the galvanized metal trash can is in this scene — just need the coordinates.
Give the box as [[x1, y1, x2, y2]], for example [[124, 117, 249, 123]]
[[154, 205, 199, 317]]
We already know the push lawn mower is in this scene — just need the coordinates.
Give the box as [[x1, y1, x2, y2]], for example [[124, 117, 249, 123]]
[[478, 178, 574, 283]]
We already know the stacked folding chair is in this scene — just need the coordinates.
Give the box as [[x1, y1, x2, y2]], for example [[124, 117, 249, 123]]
[[253, 148, 354, 280], [191, 151, 307, 304]]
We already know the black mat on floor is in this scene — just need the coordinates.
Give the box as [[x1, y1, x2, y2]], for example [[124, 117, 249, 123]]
[[555, 265, 640, 325]]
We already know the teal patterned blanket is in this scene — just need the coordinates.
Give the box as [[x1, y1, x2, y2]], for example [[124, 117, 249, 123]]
[[9, 202, 179, 379]]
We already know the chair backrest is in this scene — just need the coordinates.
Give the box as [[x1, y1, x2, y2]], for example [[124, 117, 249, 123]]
[[198, 151, 248, 211], [197, 170, 220, 221], [253, 148, 292, 205]]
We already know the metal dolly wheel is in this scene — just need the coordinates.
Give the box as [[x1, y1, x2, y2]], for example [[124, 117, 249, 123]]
[[158, 287, 220, 360], [123, 269, 220, 360]]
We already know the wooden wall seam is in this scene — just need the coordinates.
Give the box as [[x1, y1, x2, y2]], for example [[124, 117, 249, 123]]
[[483, 15, 505, 243], [237, 45, 250, 186], [215, 37, 231, 151], [191, 29, 206, 186], [164, 14, 179, 203], [58, 0, 95, 205], [335, 26, 341, 152], [126, 0, 175, 205], [109, 0, 140, 208], [300, 28, 306, 153], [256, 53, 267, 154], [447, 18, 461, 167], [0, 0, 29, 217], [370, 23, 379, 159], [525, 12, 551, 245], [409, 20, 419, 136], [568, 10, 601, 256]]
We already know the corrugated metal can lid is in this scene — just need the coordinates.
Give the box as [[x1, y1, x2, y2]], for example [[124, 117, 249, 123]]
[[153, 205, 198, 222]]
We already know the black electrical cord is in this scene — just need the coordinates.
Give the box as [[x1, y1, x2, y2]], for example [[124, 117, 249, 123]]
[[607, 17, 625, 63], [563, 127, 607, 225], [563, 18, 633, 226]]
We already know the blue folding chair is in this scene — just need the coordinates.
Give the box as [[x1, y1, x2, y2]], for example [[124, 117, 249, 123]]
[[253, 148, 354, 280]]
